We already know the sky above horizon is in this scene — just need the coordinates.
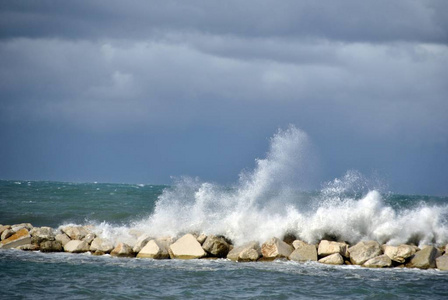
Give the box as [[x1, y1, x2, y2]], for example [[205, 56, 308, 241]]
[[1, 1, 447, 195]]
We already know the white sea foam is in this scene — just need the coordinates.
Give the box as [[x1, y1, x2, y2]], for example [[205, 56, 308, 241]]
[[94, 126, 448, 247]]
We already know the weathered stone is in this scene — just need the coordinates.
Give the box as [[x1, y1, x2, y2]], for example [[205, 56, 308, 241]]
[[289, 244, 318, 262], [137, 239, 170, 259], [0, 228, 31, 249], [382, 244, 416, 263], [169, 234, 206, 259], [227, 241, 261, 262], [82, 233, 96, 244], [11, 223, 33, 232], [17, 244, 40, 251], [1, 229, 14, 241], [318, 240, 349, 257], [407, 246, 438, 269], [436, 255, 448, 271], [111, 242, 135, 257], [55, 233, 71, 246], [197, 234, 207, 245], [132, 235, 152, 253], [348, 241, 382, 265], [92, 250, 106, 256], [292, 240, 309, 250], [318, 253, 344, 265], [61, 226, 90, 240], [202, 235, 230, 258], [0, 225, 11, 237], [363, 255, 392, 268], [64, 240, 90, 253], [261, 237, 294, 259], [30, 227, 55, 245], [40, 240, 63, 252], [90, 237, 114, 253]]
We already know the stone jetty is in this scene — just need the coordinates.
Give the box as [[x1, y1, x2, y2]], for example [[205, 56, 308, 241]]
[[1, 223, 448, 271]]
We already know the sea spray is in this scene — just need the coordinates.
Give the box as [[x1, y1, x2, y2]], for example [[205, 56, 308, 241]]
[[89, 126, 448, 247]]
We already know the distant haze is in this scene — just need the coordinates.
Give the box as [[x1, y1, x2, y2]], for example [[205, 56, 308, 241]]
[[1, 1, 447, 195]]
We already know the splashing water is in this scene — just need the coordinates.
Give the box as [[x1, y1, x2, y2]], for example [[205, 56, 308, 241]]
[[92, 126, 448, 247]]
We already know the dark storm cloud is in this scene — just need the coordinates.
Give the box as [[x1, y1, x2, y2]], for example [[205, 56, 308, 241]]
[[1, 1, 447, 194], [1, 0, 447, 43]]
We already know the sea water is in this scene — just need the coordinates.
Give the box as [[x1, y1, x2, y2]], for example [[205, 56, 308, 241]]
[[1, 126, 448, 298]]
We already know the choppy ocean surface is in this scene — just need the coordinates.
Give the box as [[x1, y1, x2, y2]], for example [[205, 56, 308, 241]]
[[1, 127, 448, 298]]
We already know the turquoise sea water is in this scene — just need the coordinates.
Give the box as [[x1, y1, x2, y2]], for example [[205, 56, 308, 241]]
[[1, 180, 448, 299]]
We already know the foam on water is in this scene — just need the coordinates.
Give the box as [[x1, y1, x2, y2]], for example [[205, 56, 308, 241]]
[[88, 126, 448, 247]]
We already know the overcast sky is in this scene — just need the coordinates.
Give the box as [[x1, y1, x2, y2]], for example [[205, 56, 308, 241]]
[[1, 1, 447, 195]]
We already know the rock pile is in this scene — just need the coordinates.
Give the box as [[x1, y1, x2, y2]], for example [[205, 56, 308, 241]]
[[1, 223, 448, 271]]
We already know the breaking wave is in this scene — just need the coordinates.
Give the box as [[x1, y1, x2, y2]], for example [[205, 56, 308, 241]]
[[93, 126, 448, 247]]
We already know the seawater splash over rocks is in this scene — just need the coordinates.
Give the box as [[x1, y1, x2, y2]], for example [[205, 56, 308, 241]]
[[2, 223, 448, 271]]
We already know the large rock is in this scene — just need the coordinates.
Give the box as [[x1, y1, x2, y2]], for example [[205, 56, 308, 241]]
[[202, 235, 230, 258], [318, 240, 349, 257], [197, 234, 208, 245], [318, 253, 344, 265], [111, 242, 135, 257], [0, 228, 31, 249], [363, 255, 392, 268], [382, 244, 416, 263], [137, 239, 171, 259], [30, 227, 55, 245], [11, 223, 33, 232], [90, 237, 114, 253], [227, 241, 261, 262], [1, 229, 14, 241], [82, 233, 96, 244], [436, 255, 448, 271], [132, 235, 152, 253], [61, 226, 91, 240], [169, 234, 206, 259], [17, 244, 40, 251], [407, 246, 438, 269], [0, 225, 11, 237], [64, 240, 90, 253], [40, 240, 63, 252], [261, 237, 294, 260], [55, 233, 71, 246], [289, 243, 318, 262], [348, 241, 382, 265]]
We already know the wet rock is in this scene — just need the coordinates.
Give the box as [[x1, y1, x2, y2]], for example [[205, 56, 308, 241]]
[[82, 233, 96, 244], [111, 242, 135, 258], [40, 240, 63, 252], [169, 234, 206, 259], [0, 228, 31, 249], [382, 244, 416, 263], [318, 240, 349, 257], [132, 235, 152, 253], [348, 241, 382, 265], [137, 239, 170, 259], [90, 238, 114, 253], [64, 240, 90, 253], [261, 237, 294, 260], [318, 253, 344, 265], [363, 255, 392, 268], [436, 255, 448, 271], [292, 240, 309, 250], [61, 226, 90, 240], [227, 241, 261, 262], [202, 235, 230, 258], [55, 233, 71, 246], [407, 246, 438, 269], [196, 234, 207, 245], [30, 227, 55, 245], [17, 244, 40, 251], [289, 242, 318, 262]]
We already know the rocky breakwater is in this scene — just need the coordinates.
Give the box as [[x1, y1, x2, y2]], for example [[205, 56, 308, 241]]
[[1, 223, 448, 271]]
